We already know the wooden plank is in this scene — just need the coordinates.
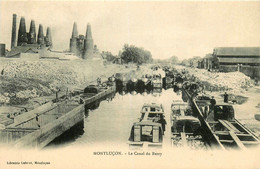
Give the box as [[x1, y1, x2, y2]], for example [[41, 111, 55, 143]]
[[214, 131, 229, 135], [9, 102, 56, 127], [220, 140, 234, 143], [5, 127, 38, 131], [235, 119, 260, 142], [181, 132, 187, 147], [236, 133, 252, 137], [241, 141, 260, 145], [229, 131, 247, 150], [219, 120, 240, 133]]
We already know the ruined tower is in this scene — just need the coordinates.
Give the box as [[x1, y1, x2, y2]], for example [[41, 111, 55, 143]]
[[28, 20, 36, 44], [11, 14, 17, 49], [45, 27, 52, 48], [17, 17, 28, 46], [70, 22, 78, 54], [37, 24, 45, 45], [83, 23, 94, 59]]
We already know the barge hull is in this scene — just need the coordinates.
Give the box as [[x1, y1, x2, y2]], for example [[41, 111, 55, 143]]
[[13, 104, 84, 149]]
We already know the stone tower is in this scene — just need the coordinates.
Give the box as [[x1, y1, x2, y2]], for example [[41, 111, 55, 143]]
[[45, 27, 52, 48], [28, 20, 36, 44], [70, 22, 78, 54], [37, 24, 45, 45], [17, 17, 28, 46], [11, 14, 17, 49], [83, 23, 93, 59]]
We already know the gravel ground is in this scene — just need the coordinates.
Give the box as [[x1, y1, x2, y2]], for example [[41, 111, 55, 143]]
[[0, 58, 150, 106]]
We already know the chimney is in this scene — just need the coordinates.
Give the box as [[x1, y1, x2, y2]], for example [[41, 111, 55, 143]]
[[45, 27, 52, 48], [70, 22, 78, 54], [37, 24, 44, 45], [83, 23, 93, 59], [11, 14, 17, 48], [28, 20, 36, 44], [71, 22, 78, 38], [17, 16, 28, 46]]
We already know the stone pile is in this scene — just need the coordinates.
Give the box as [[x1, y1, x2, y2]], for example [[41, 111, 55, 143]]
[[3, 61, 82, 87], [175, 66, 252, 93], [0, 60, 125, 105]]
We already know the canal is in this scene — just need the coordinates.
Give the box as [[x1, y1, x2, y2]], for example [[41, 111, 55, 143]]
[[46, 88, 182, 149]]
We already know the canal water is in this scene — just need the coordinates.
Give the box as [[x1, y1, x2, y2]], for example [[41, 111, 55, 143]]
[[47, 88, 182, 149]]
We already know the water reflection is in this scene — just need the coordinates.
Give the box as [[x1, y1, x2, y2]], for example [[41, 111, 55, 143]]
[[45, 120, 84, 149], [46, 87, 180, 148]]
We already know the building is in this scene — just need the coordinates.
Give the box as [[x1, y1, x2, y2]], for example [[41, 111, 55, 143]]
[[83, 23, 94, 59], [197, 54, 215, 70], [212, 47, 260, 78], [8, 14, 52, 58], [0, 44, 5, 57], [69, 22, 97, 60], [5, 45, 39, 59]]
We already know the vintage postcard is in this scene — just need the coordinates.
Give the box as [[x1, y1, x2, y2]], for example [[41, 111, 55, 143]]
[[0, 0, 260, 169]]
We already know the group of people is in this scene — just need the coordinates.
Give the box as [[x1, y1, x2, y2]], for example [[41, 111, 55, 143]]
[[202, 92, 229, 120]]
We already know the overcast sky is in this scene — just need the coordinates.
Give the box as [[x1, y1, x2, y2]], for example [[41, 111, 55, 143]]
[[0, 1, 260, 60]]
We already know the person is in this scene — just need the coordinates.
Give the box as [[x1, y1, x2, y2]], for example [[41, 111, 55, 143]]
[[36, 114, 40, 128], [158, 115, 167, 135], [55, 89, 60, 102], [224, 92, 229, 103], [210, 96, 216, 105], [210, 96, 216, 112], [97, 77, 101, 86], [204, 106, 209, 119], [255, 78, 259, 86]]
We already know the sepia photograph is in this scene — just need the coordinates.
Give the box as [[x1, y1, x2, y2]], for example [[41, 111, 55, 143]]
[[0, 0, 260, 168]]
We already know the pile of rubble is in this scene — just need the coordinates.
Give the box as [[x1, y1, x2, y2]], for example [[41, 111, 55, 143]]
[[2, 61, 82, 86], [175, 66, 252, 92], [0, 60, 125, 105]]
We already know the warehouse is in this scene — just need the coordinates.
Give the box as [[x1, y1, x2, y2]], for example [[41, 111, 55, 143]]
[[212, 47, 260, 78]]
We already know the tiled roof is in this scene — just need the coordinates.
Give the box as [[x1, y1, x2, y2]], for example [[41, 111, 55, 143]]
[[213, 47, 260, 56]]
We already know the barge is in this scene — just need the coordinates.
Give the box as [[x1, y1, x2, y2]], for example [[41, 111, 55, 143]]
[[80, 84, 116, 105], [0, 102, 84, 148], [170, 100, 206, 149], [128, 121, 163, 149], [128, 103, 166, 149], [184, 89, 260, 150]]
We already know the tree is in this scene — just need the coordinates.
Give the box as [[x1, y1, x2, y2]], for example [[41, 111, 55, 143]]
[[102, 51, 117, 62], [121, 44, 153, 64], [169, 56, 179, 64]]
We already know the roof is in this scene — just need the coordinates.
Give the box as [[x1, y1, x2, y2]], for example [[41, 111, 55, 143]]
[[7, 45, 39, 57], [215, 103, 234, 106], [142, 103, 162, 108], [133, 121, 162, 127], [213, 47, 260, 56], [176, 116, 200, 122], [217, 57, 260, 64]]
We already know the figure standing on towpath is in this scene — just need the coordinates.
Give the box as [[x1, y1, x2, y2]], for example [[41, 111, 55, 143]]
[[97, 77, 102, 86], [224, 92, 229, 103]]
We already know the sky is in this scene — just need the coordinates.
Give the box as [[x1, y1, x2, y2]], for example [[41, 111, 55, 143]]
[[0, 1, 260, 60]]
